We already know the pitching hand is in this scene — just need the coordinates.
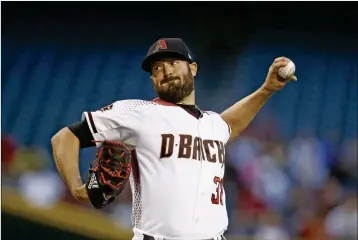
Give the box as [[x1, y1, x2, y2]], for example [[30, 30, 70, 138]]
[[262, 57, 297, 93]]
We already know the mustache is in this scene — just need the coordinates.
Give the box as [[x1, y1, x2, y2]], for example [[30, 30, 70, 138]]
[[161, 76, 181, 84]]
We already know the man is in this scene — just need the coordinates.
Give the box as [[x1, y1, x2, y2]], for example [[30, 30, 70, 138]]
[[51, 38, 296, 240]]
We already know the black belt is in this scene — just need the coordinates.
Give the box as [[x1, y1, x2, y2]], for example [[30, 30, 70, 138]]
[[143, 235, 154, 240], [143, 234, 225, 240]]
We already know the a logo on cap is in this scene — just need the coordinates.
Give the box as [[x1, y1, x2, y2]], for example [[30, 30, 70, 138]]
[[153, 39, 168, 53]]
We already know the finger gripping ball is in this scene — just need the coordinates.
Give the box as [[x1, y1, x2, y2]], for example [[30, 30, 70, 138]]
[[278, 60, 295, 79]]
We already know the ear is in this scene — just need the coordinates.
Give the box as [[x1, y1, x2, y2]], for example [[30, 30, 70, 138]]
[[189, 62, 198, 77]]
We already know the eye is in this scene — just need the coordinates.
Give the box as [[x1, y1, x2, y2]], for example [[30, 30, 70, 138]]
[[171, 61, 179, 65], [153, 65, 162, 72]]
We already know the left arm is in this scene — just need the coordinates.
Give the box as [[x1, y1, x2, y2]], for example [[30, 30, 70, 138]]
[[221, 57, 297, 142], [221, 86, 273, 142]]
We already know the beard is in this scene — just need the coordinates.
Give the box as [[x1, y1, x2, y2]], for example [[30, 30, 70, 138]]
[[154, 70, 194, 103]]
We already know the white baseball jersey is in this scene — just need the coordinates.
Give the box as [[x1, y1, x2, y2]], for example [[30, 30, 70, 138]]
[[82, 98, 231, 240]]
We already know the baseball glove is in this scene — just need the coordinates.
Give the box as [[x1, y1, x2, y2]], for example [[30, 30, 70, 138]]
[[85, 140, 132, 209]]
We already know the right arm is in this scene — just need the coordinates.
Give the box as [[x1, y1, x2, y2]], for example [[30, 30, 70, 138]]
[[51, 121, 94, 202], [52, 100, 148, 203]]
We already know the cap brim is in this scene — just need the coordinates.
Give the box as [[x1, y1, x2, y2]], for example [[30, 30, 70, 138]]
[[141, 51, 193, 73]]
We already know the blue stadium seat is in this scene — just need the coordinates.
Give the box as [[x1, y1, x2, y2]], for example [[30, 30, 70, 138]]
[[89, 51, 126, 109], [343, 64, 357, 139], [2, 33, 356, 155], [318, 59, 348, 139], [31, 52, 80, 146], [12, 49, 56, 145], [61, 51, 104, 124], [3, 47, 39, 141]]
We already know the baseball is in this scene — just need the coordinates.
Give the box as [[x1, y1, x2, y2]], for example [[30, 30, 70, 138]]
[[278, 60, 295, 79]]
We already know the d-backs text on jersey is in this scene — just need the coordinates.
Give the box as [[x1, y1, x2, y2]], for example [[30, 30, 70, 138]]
[[160, 134, 225, 163]]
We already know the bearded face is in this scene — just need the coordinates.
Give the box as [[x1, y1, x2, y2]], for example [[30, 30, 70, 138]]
[[150, 59, 197, 103]]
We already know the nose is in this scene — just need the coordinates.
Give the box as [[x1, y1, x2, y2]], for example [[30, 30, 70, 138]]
[[163, 65, 173, 78]]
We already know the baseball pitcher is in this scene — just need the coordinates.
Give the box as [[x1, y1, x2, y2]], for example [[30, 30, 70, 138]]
[[51, 38, 296, 240]]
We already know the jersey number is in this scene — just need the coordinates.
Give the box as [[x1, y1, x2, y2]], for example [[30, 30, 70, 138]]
[[211, 176, 224, 205]]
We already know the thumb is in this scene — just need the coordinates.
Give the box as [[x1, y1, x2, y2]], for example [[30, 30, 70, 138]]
[[289, 75, 297, 82]]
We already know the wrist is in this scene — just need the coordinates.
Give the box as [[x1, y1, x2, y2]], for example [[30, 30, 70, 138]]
[[69, 177, 83, 192], [259, 85, 275, 97]]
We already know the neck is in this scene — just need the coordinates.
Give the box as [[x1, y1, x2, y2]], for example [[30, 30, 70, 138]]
[[176, 90, 195, 105]]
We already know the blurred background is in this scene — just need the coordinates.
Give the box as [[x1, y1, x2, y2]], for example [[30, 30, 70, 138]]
[[1, 2, 357, 240]]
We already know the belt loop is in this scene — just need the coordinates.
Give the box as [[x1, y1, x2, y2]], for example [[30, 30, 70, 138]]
[[143, 234, 153, 240], [214, 235, 225, 240], [142, 234, 164, 240]]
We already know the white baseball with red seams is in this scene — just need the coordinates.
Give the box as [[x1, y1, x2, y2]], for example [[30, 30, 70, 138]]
[[278, 60, 295, 79], [82, 98, 231, 240]]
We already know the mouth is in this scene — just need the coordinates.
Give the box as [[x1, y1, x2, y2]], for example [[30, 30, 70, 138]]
[[161, 77, 180, 84]]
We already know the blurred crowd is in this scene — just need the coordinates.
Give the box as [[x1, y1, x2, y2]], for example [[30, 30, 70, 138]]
[[2, 118, 357, 240], [224, 120, 357, 240]]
